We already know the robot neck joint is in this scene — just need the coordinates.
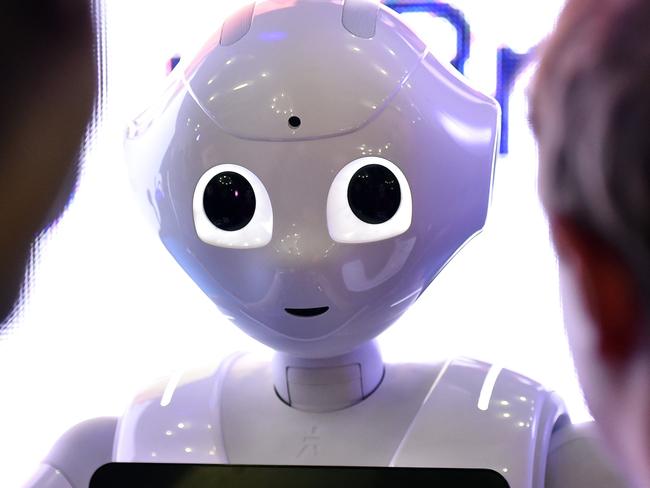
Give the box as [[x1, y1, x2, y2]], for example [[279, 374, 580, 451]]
[[271, 341, 384, 412]]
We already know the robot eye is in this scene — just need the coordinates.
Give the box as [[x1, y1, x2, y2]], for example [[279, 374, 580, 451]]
[[327, 157, 412, 244], [348, 164, 401, 224], [204, 172, 256, 231], [193, 164, 273, 248]]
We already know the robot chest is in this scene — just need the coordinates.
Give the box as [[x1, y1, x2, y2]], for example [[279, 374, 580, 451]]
[[116, 356, 563, 488], [219, 372, 425, 467]]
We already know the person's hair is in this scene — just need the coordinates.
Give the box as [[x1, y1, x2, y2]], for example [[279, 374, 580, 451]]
[[530, 0, 650, 298]]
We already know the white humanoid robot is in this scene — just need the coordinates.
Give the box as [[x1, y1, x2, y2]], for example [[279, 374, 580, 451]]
[[27, 1, 627, 487]]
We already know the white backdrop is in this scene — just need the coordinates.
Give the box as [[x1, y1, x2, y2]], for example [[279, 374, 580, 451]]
[[0, 1, 577, 486]]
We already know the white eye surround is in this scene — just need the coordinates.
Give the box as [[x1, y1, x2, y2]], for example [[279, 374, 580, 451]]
[[193, 164, 273, 248], [327, 157, 412, 244]]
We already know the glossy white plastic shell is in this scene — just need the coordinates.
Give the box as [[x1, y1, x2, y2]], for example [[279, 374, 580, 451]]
[[125, 0, 499, 359], [185, 1, 426, 141], [114, 354, 565, 488]]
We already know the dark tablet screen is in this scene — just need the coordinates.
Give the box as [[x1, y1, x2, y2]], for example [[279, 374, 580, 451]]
[[91, 463, 510, 488]]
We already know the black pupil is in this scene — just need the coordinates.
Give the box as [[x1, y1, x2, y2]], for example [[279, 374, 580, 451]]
[[347, 164, 401, 224], [203, 171, 256, 231]]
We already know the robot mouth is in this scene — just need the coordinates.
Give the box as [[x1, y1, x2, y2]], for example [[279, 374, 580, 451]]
[[284, 306, 330, 318]]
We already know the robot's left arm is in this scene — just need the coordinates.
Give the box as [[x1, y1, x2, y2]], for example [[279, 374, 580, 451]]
[[545, 421, 631, 487], [23, 417, 117, 488]]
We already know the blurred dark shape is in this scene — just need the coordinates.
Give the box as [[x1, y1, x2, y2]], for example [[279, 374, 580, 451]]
[[0, 0, 97, 326], [530, 0, 650, 485]]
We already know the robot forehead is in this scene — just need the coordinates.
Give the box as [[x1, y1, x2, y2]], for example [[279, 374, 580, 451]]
[[184, 0, 427, 141]]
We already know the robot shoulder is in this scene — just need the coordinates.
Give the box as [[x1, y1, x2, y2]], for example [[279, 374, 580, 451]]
[[24, 417, 117, 488], [392, 358, 565, 487], [545, 421, 629, 488], [113, 352, 245, 463]]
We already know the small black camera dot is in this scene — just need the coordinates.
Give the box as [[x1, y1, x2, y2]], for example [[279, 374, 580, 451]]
[[288, 116, 302, 129]]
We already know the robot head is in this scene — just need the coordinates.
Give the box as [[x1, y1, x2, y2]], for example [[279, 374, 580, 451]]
[[126, 0, 499, 359]]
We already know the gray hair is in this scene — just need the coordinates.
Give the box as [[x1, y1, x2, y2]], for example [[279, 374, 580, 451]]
[[530, 0, 650, 295]]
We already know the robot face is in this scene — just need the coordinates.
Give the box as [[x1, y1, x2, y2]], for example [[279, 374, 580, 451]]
[[127, 0, 499, 358]]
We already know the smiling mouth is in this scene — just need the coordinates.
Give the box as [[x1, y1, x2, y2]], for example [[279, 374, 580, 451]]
[[285, 306, 330, 317]]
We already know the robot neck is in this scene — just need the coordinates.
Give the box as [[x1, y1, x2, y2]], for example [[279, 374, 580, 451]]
[[271, 340, 385, 413]]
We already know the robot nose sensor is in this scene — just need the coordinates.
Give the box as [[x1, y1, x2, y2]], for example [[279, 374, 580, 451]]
[[285, 306, 329, 317]]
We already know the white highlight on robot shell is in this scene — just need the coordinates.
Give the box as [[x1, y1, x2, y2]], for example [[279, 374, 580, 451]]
[[477, 364, 502, 411], [390, 287, 422, 308], [160, 370, 184, 407], [439, 112, 494, 146]]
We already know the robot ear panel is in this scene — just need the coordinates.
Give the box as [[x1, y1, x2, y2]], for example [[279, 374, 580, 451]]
[[220, 0, 381, 46], [193, 164, 273, 249], [342, 0, 380, 39], [220, 2, 256, 47], [327, 157, 412, 244]]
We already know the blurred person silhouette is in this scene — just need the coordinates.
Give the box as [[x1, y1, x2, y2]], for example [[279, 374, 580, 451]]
[[0, 0, 96, 325], [531, 0, 650, 485]]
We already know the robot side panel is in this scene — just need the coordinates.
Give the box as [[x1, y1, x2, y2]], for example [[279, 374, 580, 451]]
[[126, 78, 188, 237]]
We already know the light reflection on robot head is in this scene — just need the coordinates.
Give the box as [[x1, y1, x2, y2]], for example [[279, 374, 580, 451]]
[[126, 0, 500, 359]]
